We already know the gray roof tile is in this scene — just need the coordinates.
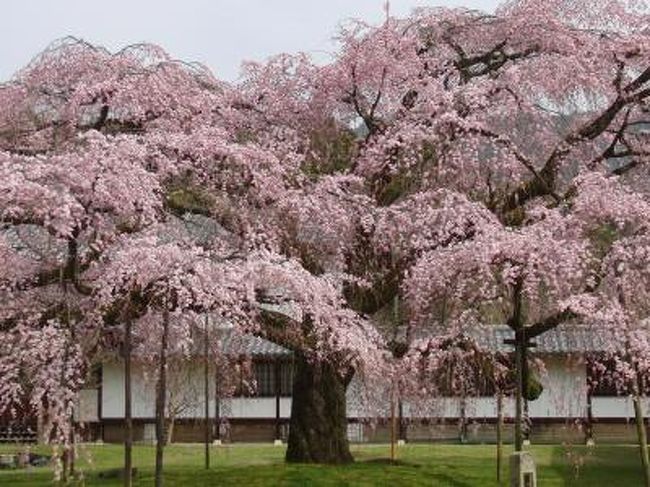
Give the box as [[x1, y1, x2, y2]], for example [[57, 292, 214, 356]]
[[467, 325, 609, 354]]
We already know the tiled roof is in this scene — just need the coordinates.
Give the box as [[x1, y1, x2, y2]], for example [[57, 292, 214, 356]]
[[220, 333, 292, 358], [219, 325, 608, 359], [467, 325, 609, 354]]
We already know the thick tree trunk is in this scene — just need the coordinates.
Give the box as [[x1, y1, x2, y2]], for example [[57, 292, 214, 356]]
[[633, 393, 650, 487], [285, 354, 353, 464], [155, 309, 169, 487]]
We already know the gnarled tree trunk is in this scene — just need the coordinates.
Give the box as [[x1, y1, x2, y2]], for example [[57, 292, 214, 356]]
[[285, 353, 353, 464]]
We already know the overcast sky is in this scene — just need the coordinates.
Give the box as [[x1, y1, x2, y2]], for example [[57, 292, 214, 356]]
[[2, 0, 501, 82]]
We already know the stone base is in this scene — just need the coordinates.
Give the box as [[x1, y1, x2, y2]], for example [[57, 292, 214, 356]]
[[522, 439, 531, 446], [397, 439, 406, 446], [212, 439, 222, 446], [510, 451, 537, 487], [273, 439, 283, 446]]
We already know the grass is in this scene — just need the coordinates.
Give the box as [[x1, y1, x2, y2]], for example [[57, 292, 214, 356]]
[[0, 442, 644, 486]]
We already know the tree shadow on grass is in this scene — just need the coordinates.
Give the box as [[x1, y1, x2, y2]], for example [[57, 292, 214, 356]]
[[548, 444, 643, 487], [360, 457, 422, 467], [209, 461, 476, 487]]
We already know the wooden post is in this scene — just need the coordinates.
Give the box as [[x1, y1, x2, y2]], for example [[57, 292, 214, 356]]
[[390, 387, 396, 462], [634, 393, 650, 487], [585, 386, 594, 445], [275, 360, 282, 443], [214, 368, 221, 443], [124, 316, 133, 487], [204, 315, 210, 469], [522, 336, 530, 445], [98, 366, 104, 443], [514, 331, 524, 452], [154, 308, 170, 487], [398, 399, 406, 443], [496, 390, 503, 483], [510, 278, 525, 453], [459, 396, 468, 443]]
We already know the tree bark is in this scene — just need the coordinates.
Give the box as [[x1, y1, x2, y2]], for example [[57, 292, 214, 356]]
[[285, 353, 353, 464], [633, 393, 650, 487], [155, 309, 170, 487]]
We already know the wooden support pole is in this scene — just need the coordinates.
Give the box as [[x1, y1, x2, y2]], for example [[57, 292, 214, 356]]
[[390, 387, 396, 462], [496, 390, 503, 483], [214, 368, 221, 443], [275, 360, 282, 443], [204, 315, 210, 469], [634, 393, 650, 487], [124, 316, 133, 487]]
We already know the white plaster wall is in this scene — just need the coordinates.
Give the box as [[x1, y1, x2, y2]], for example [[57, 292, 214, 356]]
[[222, 398, 291, 418], [528, 356, 587, 418], [102, 361, 291, 419], [592, 397, 650, 418], [465, 397, 516, 419], [344, 356, 589, 420], [102, 357, 642, 421], [75, 389, 99, 422], [404, 398, 464, 419], [102, 361, 156, 418]]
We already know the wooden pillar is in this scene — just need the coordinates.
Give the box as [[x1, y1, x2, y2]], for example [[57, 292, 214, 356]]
[[634, 392, 650, 487], [390, 391, 396, 462], [523, 397, 530, 443], [214, 369, 221, 443], [204, 316, 210, 469], [124, 317, 133, 487], [398, 399, 407, 443], [496, 390, 504, 483], [514, 330, 524, 452], [97, 366, 104, 443], [274, 360, 282, 442], [522, 334, 531, 445], [154, 308, 169, 487], [585, 388, 594, 445], [459, 396, 468, 443]]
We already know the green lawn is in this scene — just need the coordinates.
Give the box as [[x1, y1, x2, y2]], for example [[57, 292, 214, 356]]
[[0, 442, 644, 486]]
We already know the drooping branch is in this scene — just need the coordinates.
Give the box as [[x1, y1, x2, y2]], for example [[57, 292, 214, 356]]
[[526, 308, 578, 338], [500, 72, 650, 214]]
